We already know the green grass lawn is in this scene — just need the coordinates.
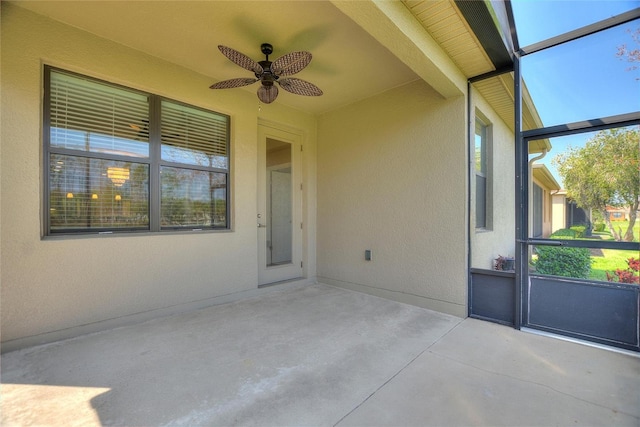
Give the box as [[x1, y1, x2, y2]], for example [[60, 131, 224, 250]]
[[589, 220, 639, 282], [594, 220, 639, 242], [591, 249, 638, 281]]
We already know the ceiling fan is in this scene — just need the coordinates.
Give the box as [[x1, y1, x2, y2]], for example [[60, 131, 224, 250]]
[[210, 43, 323, 104]]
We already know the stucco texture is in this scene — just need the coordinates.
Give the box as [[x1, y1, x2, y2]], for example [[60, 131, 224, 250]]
[[470, 87, 516, 270], [317, 81, 467, 317], [0, 4, 316, 348]]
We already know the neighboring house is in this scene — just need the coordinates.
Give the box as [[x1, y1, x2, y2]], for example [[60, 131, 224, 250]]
[[531, 164, 561, 238], [607, 206, 629, 221], [551, 190, 593, 233], [0, 1, 603, 351], [551, 190, 569, 234], [567, 199, 591, 228]]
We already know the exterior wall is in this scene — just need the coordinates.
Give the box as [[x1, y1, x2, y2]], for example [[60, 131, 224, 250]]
[[316, 80, 467, 317], [531, 177, 554, 238], [470, 87, 516, 270], [0, 4, 317, 350], [551, 193, 567, 233]]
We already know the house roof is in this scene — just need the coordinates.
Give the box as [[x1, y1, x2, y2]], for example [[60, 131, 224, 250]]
[[532, 164, 561, 191], [11, 0, 543, 131]]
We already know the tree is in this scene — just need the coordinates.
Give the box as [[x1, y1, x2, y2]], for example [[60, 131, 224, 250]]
[[617, 28, 640, 79], [552, 128, 639, 242]]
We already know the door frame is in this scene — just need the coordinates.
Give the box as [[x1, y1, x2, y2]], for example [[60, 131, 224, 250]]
[[467, 6, 640, 351], [515, 113, 640, 351], [257, 122, 304, 286]]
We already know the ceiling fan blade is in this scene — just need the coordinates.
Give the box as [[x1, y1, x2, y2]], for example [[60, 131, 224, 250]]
[[272, 51, 312, 76], [257, 85, 279, 104], [210, 78, 258, 89], [218, 45, 263, 74], [278, 78, 323, 96]]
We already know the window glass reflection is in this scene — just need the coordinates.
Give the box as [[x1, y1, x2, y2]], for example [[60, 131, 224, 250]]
[[160, 166, 227, 229], [49, 155, 149, 231]]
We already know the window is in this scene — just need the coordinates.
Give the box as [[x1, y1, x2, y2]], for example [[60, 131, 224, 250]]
[[44, 67, 230, 235], [474, 115, 491, 229]]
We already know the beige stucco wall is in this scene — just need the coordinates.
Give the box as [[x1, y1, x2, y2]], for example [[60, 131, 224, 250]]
[[552, 194, 567, 233], [0, 4, 317, 350], [316, 80, 468, 317], [470, 87, 516, 270]]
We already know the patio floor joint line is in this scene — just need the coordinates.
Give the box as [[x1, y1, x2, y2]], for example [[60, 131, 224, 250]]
[[332, 318, 465, 426], [427, 348, 640, 421]]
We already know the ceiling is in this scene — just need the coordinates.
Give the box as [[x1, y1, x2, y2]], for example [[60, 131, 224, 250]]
[[12, 0, 542, 138], [13, 0, 423, 115]]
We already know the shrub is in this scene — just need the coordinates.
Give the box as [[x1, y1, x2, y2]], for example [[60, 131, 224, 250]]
[[550, 228, 577, 239], [593, 222, 605, 232], [606, 258, 640, 284], [569, 225, 586, 238], [534, 246, 592, 278], [534, 229, 591, 278]]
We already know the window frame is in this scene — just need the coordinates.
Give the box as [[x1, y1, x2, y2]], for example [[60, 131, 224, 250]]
[[474, 113, 493, 230], [43, 66, 231, 236]]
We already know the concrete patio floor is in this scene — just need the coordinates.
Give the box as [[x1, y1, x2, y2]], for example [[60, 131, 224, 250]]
[[2, 283, 639, 426]]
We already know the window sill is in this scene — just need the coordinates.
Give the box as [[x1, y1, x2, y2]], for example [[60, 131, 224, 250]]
[[42, 228, 233, 241], [475, 227, 494, 234]]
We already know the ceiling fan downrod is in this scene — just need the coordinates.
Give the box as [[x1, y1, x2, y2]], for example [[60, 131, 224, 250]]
[[258, 43, 276, 86]]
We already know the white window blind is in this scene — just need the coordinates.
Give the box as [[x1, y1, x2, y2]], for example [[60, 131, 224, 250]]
[[49, 71, 149, 157], [161, 101, 228, 169]]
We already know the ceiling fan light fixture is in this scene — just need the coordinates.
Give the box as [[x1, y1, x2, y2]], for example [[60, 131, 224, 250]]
[[258, 85, 278, 104]]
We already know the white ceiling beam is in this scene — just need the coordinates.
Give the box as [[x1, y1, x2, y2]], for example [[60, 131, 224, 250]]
[[330, 0, 466, 99]]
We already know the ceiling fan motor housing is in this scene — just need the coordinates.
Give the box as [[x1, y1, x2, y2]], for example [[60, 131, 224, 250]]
[[258, 60, 277, 86], [259, 44, 276, 86]]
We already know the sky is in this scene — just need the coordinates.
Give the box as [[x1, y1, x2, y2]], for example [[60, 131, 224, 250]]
[[511, 0, 639, 47], [509, 0, 640, 186]]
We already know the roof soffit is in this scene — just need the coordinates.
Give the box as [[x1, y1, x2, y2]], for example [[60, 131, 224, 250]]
[[533, 164, 561, 190], [402, 0, 547, 149], [453, 0, 513, 70], [403, 0, 497, 80]]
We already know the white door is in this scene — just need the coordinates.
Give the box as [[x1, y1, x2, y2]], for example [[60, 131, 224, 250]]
[[258, 124, 303, 285]]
